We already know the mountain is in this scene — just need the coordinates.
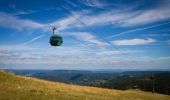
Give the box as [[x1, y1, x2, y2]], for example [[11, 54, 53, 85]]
[[0, 70, 170, 100]]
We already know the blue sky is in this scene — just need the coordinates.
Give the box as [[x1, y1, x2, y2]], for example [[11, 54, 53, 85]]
[[0, 0, 170, 70]]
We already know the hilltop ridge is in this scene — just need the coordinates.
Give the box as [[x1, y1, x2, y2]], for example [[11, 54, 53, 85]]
[[0, 70, 170, 100]]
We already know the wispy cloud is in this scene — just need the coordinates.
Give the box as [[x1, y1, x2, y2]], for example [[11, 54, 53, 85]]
[[80, 0, 106, 8], [145, 33, 170, 37], [64, 0, 78, 7], [0, 12, 44, 31], [1, 0, 170, 34], [68, 32, 109, 47], [0, 11, 109, 46], [54, 1, 170, 30], [0, 1, 169, 47], [166, 40, 170, 45], [23, 34, 46, 45], [0, 45, 127, 67], [121, 10, 170, 27], [0, 44, 169, 69], [50, 15, 78, 31], [96, 50, 135, 56], [1, 0, 170, 32], [120, 0, 170, 27], [108, 21, 170, 38], [9, 4, 37, 15], [112, 38, 156, 46], [82, 0, 170, 27]]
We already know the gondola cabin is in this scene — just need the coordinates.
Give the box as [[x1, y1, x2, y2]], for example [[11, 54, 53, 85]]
[[50, 35, 63, 46], [49, 27, 63, 46]]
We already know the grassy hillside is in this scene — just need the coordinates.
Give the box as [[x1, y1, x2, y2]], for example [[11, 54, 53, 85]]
[[0, 70, 170, 100]]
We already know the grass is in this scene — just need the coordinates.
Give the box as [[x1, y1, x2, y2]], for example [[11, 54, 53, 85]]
[[0, 70, 170, 100]]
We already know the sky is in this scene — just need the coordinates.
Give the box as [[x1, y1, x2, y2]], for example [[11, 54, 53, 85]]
[[0, 0, 170, 70]]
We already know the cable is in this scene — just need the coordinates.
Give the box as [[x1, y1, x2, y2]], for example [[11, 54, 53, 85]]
[[57, 1, 139, 66], [50, 0, 137, 66], [51, 24, 125, 65]]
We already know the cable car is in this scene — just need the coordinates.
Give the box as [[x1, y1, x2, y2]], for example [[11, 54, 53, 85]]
[[50, 27, 63, 46]]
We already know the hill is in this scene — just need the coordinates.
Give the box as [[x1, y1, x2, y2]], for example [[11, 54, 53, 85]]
[[8, 69, 170, 95], [0, 70, 170, 100]]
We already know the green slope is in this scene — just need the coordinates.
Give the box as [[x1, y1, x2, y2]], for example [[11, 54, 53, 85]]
[[0, 70, 170, 100]]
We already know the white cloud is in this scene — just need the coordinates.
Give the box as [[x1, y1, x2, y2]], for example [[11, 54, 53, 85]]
[[166, 40, 170, 45], [1, 0, 170, 32], [1, 0, 170, 33], [121, 8, 170, 27], [1, 44, 170, 69], [122, 1, 170, 27], [80, 0, 106, 8], [158, 56, 170, 60], [68, 32, 109, 47], [0, 45, 125, 67], [0, 12, 107, 47], [0, 12, 44, 31], [50, 15, 78, 31], [96, 50, 129, 56], [145, 33, 170, 37], [79, 10, 133, 27], [64, 0, 78, 7], [112, 38, 156, 46], [73, 0, 170, 28], [13, 10, 36, 16], [0, 12, 109, 47], [52, 4, 170, 30], [53, 0, 169, 30], [83, 9, 169, 28], [108, 22, 170, 38], [0, 1, 170, 49]]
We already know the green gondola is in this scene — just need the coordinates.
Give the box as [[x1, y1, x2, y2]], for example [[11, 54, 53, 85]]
[[50, 35, 63, 46], [50, 27, 63, 46]]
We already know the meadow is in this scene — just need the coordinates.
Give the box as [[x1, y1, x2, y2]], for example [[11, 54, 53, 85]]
[[0, 70, 170, 100]]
